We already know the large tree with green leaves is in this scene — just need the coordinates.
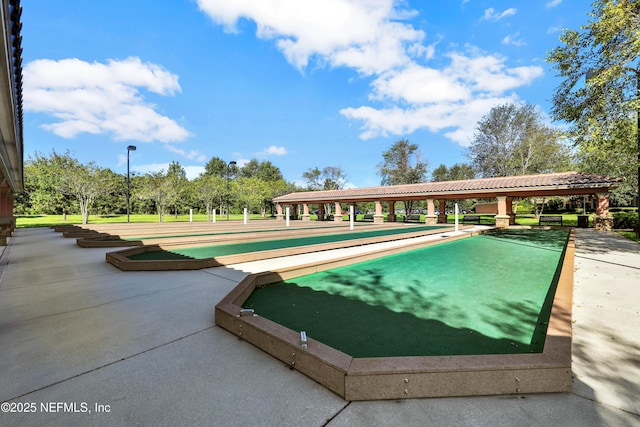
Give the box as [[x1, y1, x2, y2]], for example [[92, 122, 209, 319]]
[[302, 166, 348, 190], [468, 103, 570, 178], [378, 139, 428, 186], [193, 174, 226, 220], [21, 151, 70, 215], [547, 0, 639, 234], [431, 163, 476, 182], [135, 170, 180, 222], [20, 150, 115, 223], [239, 159, 284, 182], [166, 161, 189, 217], [58, 160, 116, 224], [377, 139, 428, 215], [203, 156, 228, 177]]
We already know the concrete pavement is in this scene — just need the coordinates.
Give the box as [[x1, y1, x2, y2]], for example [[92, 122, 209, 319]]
[[0, 226, 639, 426]]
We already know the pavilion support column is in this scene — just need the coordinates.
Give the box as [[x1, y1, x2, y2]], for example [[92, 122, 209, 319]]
[[388, 201, 396, 222], [301, 203, 310, 221], [437, 200, 447, 223], [374, 201, 384, 223], [495, 196, 510, 228], [334, 201, 343, 222], [0, 187, 12, 245], [425, 198, 437, 225], [318, 204, 325, 221], [506, 196, 515, 225], [275, 203, 284, 221], [594, 193, 613, 231]]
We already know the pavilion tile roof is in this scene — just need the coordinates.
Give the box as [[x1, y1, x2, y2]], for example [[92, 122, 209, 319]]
[[274, 172, 621, 203]]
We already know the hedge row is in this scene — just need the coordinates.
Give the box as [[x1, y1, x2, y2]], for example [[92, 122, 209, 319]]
[[613, 211, 639, 229]]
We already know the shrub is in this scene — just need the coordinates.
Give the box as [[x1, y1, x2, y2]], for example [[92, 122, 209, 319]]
[[612, 211, 638, 229]]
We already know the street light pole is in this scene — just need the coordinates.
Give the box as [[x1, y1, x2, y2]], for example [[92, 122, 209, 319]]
[[127, 145, 137, 223], [226, 160, 237, 221]]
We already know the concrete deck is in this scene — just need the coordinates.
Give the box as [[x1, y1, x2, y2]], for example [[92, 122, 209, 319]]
[[0, 227, 639, 426]]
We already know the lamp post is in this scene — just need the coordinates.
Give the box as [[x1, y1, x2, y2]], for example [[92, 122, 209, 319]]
[[126, 145, 137, 223], [226, 160, 237, 221]]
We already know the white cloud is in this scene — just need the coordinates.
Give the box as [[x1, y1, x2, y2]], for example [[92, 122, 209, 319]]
[[198, 1, 543, 147], [341, 48, 541, 143], [502, 32, 526, 47], [546, 0, 562, 8], [547, 26, 563, 35], [197, 0, 424, 75], [341, 94, 518, 145], [165, 143, 207, 162], [481, 7, 517, 21], [24, 57, 191, 142], [264, 145, 288, 156]]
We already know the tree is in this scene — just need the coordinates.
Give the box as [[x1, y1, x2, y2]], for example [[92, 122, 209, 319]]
[[378, 139, 428, 185], [468, 103, 570, 178], [431, 163, 476, 182], [239, 159, 284, 182], [167, 161, 188, 217], [136, 170, 180, 222], [235, 177, 268, 215], [302, 167, 322, 190], [263, 179, 295, 216], [193, 174, 226, 220], [547, 0, 639, 235], [377, 139, 428, 214], [92, 168, 127, 215], [21, 151, 73, 215], [302, 166, 348, 217], [19, 150, 114, 223], [302, 166, 347, 190], [203, 156, 228, 177], [55, 157, 115, 224]]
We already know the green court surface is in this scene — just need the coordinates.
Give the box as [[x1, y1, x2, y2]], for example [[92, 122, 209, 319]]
[[127, 225, 450, 260], [243, 229, 570, 358], [123, 223, 350, 241]]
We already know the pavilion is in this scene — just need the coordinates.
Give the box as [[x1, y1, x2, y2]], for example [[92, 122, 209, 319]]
[[0, 0, 24, 244], [274, 172, 621, 230]]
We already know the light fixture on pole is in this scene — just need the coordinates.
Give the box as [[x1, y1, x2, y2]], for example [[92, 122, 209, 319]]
[[227, 160, 237, 221], [127, 145, 137, 223]]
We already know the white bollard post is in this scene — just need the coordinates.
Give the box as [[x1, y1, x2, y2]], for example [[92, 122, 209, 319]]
[[190, 209, 193, 223], [455, 203, 459, 232], [212, 208, 216, 223], [286, 207, 290, 227], [350, 205, 354, 230], [244, 207, 248, 225]]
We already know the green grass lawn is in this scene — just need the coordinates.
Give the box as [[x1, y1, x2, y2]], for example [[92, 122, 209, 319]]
[[14, 212, 640, 244], [15, 214, 276, 228]]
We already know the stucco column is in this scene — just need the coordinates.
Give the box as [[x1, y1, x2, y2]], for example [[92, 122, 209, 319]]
[[334, 201, 343, 222], [506, 196, 515, 225], [388, 201, 396, 222], [374, 200, 384, 223], [301, 203, 310, 221], [275, 203, 284, 221], [425, 198, 437, 225], [438, 199, 447, 223], [594, 193, 613, 231], [495, 196, 510, 228], [0, 187, 13, 245]]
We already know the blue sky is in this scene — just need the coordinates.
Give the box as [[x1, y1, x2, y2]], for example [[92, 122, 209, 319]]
[[22, 0, 591, 188]]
